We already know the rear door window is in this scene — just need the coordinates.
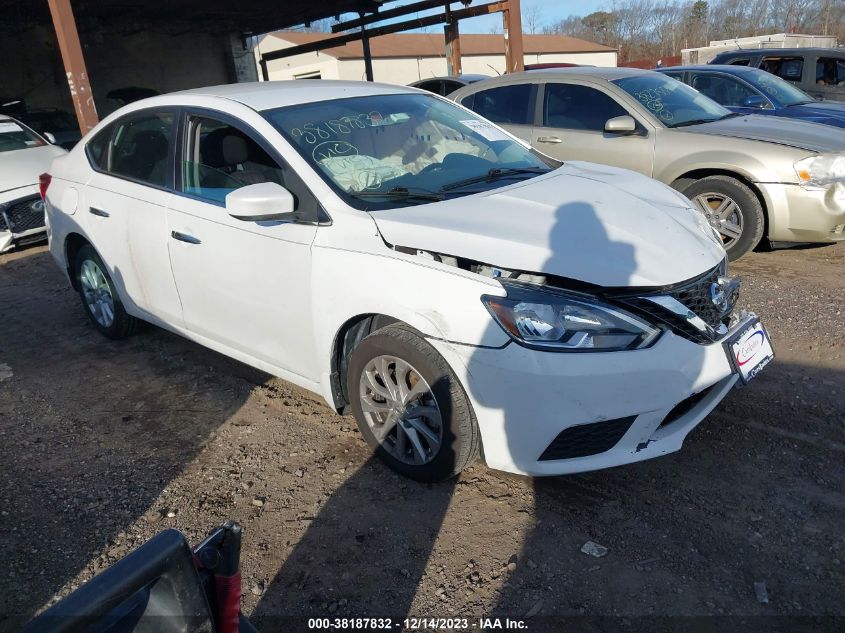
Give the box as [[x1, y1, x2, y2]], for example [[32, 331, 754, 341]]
[[816, 57, 845, 86], [415, 80, 444, 95], [469, 84, 535, 125], [543, 83, 628, 131], [760, 56, 804, 83], [107, 112, 176, 187]]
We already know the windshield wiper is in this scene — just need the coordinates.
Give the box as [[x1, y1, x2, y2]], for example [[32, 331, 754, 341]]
[[348, 186, 445, 202], [440, 167, 550, 192], [668, 117, 722, 128]]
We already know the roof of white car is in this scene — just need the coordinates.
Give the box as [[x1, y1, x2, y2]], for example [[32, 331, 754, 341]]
[[176, 80, 417, 111]]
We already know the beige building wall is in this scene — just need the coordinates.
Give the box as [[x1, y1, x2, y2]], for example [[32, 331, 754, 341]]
[[257, 36, 617, 84]]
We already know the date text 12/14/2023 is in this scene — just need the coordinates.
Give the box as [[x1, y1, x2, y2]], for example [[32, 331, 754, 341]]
[[307, 617, 529, 630]]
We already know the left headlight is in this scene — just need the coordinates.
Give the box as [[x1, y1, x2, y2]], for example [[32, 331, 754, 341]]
[[482, 281, 661, 352], [794, 153, 845, 188]]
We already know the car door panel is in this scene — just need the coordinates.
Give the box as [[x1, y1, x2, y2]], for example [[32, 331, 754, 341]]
[[167, 199, 318, 378], [167, 112, 320, 380], [81, 111, 184, 326], [531, 82, 655, 175]]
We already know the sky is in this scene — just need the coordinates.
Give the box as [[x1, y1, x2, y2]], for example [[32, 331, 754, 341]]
[[457, 0, 607, 33], [329, 1, 609, 35]]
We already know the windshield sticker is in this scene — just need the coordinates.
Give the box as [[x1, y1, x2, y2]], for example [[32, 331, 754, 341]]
[[0, 122, 23, 134], [634, 87, 674, 121], [460, 119, 512, 142]]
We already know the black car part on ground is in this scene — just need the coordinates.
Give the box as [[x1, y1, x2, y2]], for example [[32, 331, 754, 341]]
[[24, 521, 257, 633]]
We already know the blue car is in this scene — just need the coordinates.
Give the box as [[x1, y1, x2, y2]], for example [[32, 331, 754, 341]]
[[658, 65, 845, 128]]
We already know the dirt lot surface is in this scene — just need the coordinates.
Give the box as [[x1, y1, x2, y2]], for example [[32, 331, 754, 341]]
[[1, 243, 843, 632]]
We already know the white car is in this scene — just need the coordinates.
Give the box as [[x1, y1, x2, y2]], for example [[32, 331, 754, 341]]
[[42, 81, 773, 481], [0, 115, 66, 252]]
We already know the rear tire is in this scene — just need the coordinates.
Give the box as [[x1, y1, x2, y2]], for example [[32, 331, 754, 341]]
[[347, 324, 480, 482], [680, 175, 765, 261], [74, 244, 138, 340]]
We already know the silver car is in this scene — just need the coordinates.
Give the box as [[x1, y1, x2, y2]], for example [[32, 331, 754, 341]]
[[450, 67, 845, 260]]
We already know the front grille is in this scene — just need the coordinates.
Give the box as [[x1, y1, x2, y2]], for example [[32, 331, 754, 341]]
[[659, 384, 717, 428], [614, 264, 734, 345], [1, 196, 46, 234], [539, 416, 636, 461]]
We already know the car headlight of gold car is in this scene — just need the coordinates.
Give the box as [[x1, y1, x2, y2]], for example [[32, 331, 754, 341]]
[[482, 281, 661, 352], [794, 153, 845, 188]]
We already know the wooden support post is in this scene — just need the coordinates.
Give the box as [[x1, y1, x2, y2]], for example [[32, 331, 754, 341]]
[[361, 13, 374, 81], [445, 19, 462, 76], [502, 0, 525, 73], [47, 0, 98, 133], [444, 2, 461, 76]]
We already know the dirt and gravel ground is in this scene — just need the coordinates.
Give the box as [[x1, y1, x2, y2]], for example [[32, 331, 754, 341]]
[[0, 243, 843, 632]]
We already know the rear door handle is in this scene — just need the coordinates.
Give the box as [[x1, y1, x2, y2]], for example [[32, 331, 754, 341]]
[[536, 136, 562, 144], [171, 231, 201, 245], [89, 207, 110, 217]]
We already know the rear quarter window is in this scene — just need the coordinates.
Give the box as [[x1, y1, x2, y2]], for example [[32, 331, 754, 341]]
[[86, 124, 113, 170]]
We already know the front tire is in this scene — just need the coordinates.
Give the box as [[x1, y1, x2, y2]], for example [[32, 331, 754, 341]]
[[347, 324, 480, 482], [681, 175, 765, 261], [74, 244, 138, 339]]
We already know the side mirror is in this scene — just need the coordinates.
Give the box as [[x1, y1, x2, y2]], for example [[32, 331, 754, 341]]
[[225, 182, 296, 222], [43, 132, 57, 144], [741, 94, 767, 108], [604, 115, 638, 135]]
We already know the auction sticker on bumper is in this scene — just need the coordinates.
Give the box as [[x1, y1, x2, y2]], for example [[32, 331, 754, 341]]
[[727, 319, 774, 384]]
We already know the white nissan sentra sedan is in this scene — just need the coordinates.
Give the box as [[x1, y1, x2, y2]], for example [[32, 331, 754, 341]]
[[42, 81, 774, 481]]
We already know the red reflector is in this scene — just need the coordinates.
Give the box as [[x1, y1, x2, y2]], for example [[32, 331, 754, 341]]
[[39, 173, 52, 200]]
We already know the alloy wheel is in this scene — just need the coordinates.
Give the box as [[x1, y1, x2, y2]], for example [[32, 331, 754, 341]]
[[358, 355, 443, 465], [691, 192, 744, 247], [79, 259, 115, 328]]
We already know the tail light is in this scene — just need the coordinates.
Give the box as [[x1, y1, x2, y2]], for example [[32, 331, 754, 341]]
[[39, 173, 52, 200]]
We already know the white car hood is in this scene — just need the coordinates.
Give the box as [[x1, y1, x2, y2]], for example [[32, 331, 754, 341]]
[[369, 162, 725, 288], [0, 144, 66, 195]]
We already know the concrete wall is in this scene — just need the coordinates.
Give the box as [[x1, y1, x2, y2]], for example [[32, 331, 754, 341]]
[[258, 36, 617, 84], [0, 24, 236, 121]]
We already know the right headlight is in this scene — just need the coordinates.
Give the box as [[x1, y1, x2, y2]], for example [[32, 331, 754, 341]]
[[482, 281, 661, 352], [794, 153, 845, 188]]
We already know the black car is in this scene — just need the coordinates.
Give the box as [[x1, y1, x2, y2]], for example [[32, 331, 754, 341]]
[[408, 74, 489, 96], [709, 47, 845, 102]]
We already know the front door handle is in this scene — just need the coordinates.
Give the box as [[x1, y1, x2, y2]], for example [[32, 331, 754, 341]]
[[171, 231, 201, 245], [536, 136, 563, 144], [89, 207, 110, 217]]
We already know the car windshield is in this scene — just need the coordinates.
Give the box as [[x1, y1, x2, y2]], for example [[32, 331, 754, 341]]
[[743, 69, 814, 106], [613, 74, 731, 128], [263, 93, 556, 209], [0, 119, 45, 153]]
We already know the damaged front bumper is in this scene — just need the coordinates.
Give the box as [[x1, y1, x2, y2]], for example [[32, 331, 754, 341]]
[[0, 193, 47, 253], [429, 320, 744, 476]]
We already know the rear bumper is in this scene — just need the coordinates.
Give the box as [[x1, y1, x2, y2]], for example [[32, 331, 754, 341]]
[[430, 329, 739, 477], [759, 182, 845, 243]]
